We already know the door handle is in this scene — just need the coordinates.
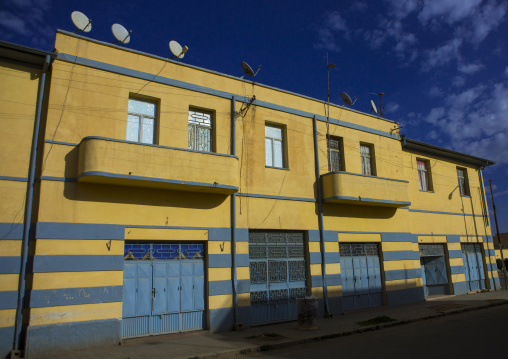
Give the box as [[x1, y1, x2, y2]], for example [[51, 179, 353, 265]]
[[152, 288, 156, 297]]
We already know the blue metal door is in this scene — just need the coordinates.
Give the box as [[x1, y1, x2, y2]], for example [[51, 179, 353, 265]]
[[249, 231, 307, 324], [339, 243, 383, 311], [461, 243, 486, 291], [419, 244, 449, 296], [122, 243, 205, 338]]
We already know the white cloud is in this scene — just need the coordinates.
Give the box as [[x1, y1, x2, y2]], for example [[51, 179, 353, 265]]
[[429, 86, 443, 97], [385, 102, 400, 113], [505, 67, 508, 77], [350, 2, 368, 12], [422, 38, 462, 71], [418, 0, 481, 24], [470, 0, 507, 44], [458, 62, 484, 75], [315, 11, 349, 52], [452, 76, 466, 88]]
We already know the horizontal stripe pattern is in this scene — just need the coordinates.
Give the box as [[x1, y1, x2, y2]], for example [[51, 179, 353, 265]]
[[383, 251, 420, 261], [32, 255, 123, 272], [30, 286, 122, 307], [0, 257, 21, 274], [0, 291, 17, 309]]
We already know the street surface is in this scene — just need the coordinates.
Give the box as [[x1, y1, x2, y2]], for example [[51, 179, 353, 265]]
[[246, 304, 508, 358]]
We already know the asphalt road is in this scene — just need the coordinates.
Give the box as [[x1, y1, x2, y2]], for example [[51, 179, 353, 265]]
[[246, 304, 508, 359]]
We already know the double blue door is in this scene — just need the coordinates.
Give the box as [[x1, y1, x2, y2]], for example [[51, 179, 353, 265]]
[[419, 244, 449, 296], [461, 243, 486, 291], [122, 243, 205, 338], [340, 243, 383, 311]]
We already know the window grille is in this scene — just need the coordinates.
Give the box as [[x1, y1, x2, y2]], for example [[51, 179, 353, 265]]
[[265, 125, 284, 168], [417, 160, 429, 191], [328, 137, 341, 172], [457, 168, 469, 196], [360, 144, 373, 175], [188, 110, 212, 152]]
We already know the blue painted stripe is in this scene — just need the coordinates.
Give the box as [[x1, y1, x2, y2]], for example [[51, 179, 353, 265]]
[[447, 235, 461, 243], [30, 286, 123, 308], [486, 249, 495, 256], [208, 228, 231, 241], [36, 222, 125, 240], [57, 47, 398, 140], [0, 291, 18, 309], [325, 274, 341, 286], [208, 254, 232, 268], [309, 252, 322, 264], [0, 176, 28, 182], [323, 195, 411, 207], [238, 192, 315, 202], [79, 171, 239, 192], [236, 254, 249, 267], [311, 275, 323, 287], [80, 136, 239, 159], [321, 171, 409, 183], [237, 279, 250, 294], [32, 255, 123, 272], [209, 280, 233, 295], [0, 256, 20, 274], [448, 250, 463, 259], [381, 233, 417, 243], [308, 230, 320, 242], [384, 268, 422, 281], [383, 250, 420, 261], [324, 230, 338, 242], [40, 176, 77, 182], [234, 228, 249, 241], [44, 140, 79, 146], [386, 287, 424, 306], [0, 326, 14, 359], [453, 281, 469, 295], [450, 265, 465, 275], [0, 222, 24, 240], [408, 208, 483, 217], [324, 252, 340, 264]]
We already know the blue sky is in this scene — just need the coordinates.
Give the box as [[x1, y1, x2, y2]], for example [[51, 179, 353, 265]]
[[1, 0, 507, 233]]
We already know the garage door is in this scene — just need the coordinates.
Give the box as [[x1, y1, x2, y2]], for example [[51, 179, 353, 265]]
[[461, 243, 486, 291], [249, 231, 307, 324], [419, 244, 449, 296], [122, 243, 205, 338], [340, 243, 383, 311]]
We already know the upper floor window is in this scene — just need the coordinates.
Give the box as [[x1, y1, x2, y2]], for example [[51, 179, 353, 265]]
[[457, 167, 470, 196], [328, 136, 344, 172], [126, 98, 156, 144], [188, 109, 213, 152], [360, 143, 375, 176], [265, 124, 285, 168], [417, 159, 432, 191]]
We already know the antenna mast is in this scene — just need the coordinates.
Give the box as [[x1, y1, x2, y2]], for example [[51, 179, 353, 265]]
[[326, 53, 336, 140]]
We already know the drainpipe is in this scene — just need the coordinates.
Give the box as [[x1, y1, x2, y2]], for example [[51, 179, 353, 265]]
[[478, 169, 490, 227], [312, 116, 331, 316], [489, 180, 507, 290], [230, 95, 240, 327], [14, 54, 51, 351]]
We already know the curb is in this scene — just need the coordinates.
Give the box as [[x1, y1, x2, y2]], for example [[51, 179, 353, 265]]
[[185, 299, 508, 359]]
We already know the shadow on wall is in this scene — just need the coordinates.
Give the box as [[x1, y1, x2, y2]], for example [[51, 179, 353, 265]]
[[321, 202, 397, 220], [63, 147, 229, 209]]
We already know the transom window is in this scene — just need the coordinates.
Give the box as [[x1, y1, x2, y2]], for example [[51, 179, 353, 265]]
[[188, 109, 212, 152], [126, 98, 156, 144], [265, 124, 285, 168]]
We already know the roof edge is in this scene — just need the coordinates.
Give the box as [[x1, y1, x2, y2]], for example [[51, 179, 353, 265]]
[[401, 136, 495, 167]]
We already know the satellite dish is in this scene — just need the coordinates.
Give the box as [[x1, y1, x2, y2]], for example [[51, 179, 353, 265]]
[[71, 11, 92, 32], [169, 40, 188, 59], [241, 61, 255, 78], [341, 92, 353, 106], [370, 99, 378, 114], [111, 23, 131, 44]]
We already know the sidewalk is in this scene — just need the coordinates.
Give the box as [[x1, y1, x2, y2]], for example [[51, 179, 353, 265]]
[[38, 290, 508, 359]]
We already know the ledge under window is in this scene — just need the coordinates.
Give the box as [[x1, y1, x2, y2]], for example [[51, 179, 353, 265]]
[[265, 166, 290, 171]]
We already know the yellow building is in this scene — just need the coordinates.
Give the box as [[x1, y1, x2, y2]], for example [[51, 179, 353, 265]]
[[0, 31, 499, 357]]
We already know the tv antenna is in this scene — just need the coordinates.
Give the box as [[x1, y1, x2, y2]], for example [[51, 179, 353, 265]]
[[169, 40, 189, 59], [240, 61, 262, 79], [340, 92, 358, 107], [111, 23, 131, 44], [370, 99, 378, 114], [71, 11, 92, 33]]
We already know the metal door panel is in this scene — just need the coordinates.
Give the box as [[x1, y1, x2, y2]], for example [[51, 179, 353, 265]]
[[367, 256, 382, 294], [152, 262, 168, 315], [354, 257, 369, 295], [193, 261, 205, 311], [341, 257, 355, 297], [136, 262, 152, 316]]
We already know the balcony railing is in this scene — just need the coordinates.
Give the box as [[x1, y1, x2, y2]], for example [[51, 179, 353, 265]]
[[77, 137, 239, 194], [321, 171, 410, 208]]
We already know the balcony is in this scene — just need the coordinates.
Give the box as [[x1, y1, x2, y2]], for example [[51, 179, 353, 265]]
[[321, 171, 410, 208], [77, 137, 239, 194]]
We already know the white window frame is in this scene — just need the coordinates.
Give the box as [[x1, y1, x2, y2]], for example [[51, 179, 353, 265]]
[[360, 144, 374, 176], [417, 160, 430, 191], [327, 136, 343, 172], [265, 124, 285, 168], [188, 109, 213, 152], [457, 167, 470, 196], [126, 98, 156, 144]]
